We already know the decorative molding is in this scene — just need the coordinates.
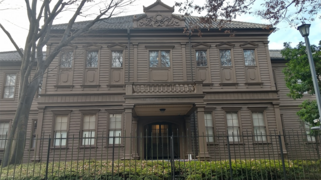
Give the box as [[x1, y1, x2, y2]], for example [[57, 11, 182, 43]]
[[221, 107, 242, 111], [51, 110, 72, 114], [145, 45, 175, 49], [80, 85, 101, 88], [215, 42, 235, 48], [192, 43, 211, 49], [54, 85, 74, 88], [82, 44, 103, 49], [107, 43, 127, 49], [247, 107, 268, 111], [219, 83, 238, 86], [136, 14, 181, 28], [79, 109, 100, 114], [240, 42, 259, 48], [132, 83, 195, 94]]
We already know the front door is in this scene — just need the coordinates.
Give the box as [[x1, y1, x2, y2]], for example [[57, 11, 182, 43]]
[[145, 123, 180, 159]]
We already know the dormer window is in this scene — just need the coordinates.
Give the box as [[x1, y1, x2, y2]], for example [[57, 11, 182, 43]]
[[149, 50, 170, 67]]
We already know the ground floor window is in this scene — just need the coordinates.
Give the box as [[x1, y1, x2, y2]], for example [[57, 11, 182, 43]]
[[54, 115, 68, 147], [109, 114, 122, 144], [0, 122, 9, 148], [204, 113, 214, 142], [82, 115, 96, 146], [226, 112, 240, 142], [252, 112, 267, 142], [305, 123, 316, 142]]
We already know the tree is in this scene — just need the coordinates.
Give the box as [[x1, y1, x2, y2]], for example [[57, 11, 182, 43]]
[[175, 0, 320, 32], [0, 0, 134, 167], [281, 41, 321, 133]]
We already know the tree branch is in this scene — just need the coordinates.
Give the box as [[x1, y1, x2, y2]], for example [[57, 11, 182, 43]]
[[0, 24, 23, 58]]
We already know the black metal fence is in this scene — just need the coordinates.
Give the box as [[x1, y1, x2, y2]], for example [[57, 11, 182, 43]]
[[0, 131, 320, 179]]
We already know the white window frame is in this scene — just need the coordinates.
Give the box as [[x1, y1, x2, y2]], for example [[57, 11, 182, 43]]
[[108, 114, 122, 145], [3, 74, 16, 99]]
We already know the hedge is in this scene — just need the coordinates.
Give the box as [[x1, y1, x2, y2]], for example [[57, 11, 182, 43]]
[[0, 159, 320, 179]]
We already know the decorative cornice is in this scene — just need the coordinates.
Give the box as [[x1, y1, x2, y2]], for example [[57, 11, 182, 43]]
[[82, 44, 103, 49], [221, 107, 242, 111], [215, 42, 235, 48], [247, 107, 268, 111], [145, 45, 175, 49], [107, 43, 127, 49], [192, 43, 211, 49], [51, 110, 72, 114], [240, 42, 259, 48], [79, 109, 100, 114]]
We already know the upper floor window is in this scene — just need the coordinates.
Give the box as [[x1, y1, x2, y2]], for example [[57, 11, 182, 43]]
[[112, 51, 123, 67], [54, 115, 68, 147], [0, 122, 9, 148], [243, 49, 256, 66], [4, 74, 16, 98], [109, 114, 122, 144], [226, 112, 240, 142], [149, 50, 170, 68], [252, 112, 267, 142], [60, 51, 73, 68], [82, 115, 96, 146], [297, 79, 308, 94], [31, 120, 37, 149], [86, 51, 98, 68], [204, 113, 214, 142], [196, 50, 207, 67], [220, 50, 232, 66]]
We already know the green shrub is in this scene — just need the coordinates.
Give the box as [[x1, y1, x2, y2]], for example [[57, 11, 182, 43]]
[[0, 159, 320, 179]]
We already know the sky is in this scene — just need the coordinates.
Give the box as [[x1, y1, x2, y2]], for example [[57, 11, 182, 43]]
[[0, 0, 320, 52]]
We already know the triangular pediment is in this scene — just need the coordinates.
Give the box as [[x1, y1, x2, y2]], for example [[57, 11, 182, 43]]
[[144, 0, 174, 12], [240, 42, 259, 48], [192, 43, 211, 49], [215, 42, 235, 48], [107, 43, 127, 49]]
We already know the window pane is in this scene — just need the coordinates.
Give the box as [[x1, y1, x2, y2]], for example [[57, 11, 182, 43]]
[[112, 51, 123, 67], [254, 127, 266, 141], [204, 113, 213, 127], [305, 123, 316, 142], [86, 51, 98, 68], [206, 127, 214, 142], [115, 130, 121, 144], [196, 51, 207, 66], [60, 51, 73, 68], [160, 51, 170, 67], [244, 50, 256, 66], [5, 74, 16, 86], [82, 131, 95, 145], [228, 127, 240, 142], [54, 132, 67, 146], [55, 116, 68, 131], [220, 50, 232, 66], [83, 115, 95, 130], [252, 112, 266, 141], [4, 87, 15, 98], [149, 51, 158, 67]]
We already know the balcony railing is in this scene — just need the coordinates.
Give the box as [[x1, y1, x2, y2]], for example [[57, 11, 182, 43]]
[[125, 81, 203, 95]]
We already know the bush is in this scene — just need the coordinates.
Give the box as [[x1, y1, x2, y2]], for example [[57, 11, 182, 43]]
[[0, 159, 320, 179]]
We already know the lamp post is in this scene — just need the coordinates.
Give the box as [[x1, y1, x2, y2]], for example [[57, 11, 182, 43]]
[[297, 24, 321, 130]]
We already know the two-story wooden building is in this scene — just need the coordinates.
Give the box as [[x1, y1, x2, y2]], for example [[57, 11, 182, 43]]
[[0, 0, 318, 161]]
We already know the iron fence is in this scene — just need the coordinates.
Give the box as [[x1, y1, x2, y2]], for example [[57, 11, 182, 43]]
[[0, 131, 320, 179]]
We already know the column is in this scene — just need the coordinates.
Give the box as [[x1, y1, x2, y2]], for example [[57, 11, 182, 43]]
[[196, 105, 210, 160], [123, 104, 134, 159], [132, 117, 139, 159], [273, 102, 287, 154]]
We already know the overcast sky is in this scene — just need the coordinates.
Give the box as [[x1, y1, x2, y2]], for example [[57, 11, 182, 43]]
[[0, 0, 320, 52]]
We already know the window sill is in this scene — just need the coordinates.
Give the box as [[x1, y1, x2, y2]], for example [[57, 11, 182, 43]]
[[51, 147, 69, 150], [78, 146, 98, 149], [0, 98, 15, 101], [54, 85, 74, 88], [219, 83, 238, 86], [80, 85, 100, 88], [104, 145, 124, 148]]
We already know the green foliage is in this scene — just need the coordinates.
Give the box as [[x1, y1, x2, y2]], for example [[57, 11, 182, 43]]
[[282, 41, 321, 127], [0, 159, 320, 180]]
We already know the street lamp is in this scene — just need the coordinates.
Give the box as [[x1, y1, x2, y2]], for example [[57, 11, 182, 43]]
[[297, 24, 321, 130]]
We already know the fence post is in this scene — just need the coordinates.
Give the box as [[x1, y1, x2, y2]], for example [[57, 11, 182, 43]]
[[170, 135, 175, 180], [226, 135, 233, 180], [278, 134, 287, 180], [45, 136, 51, 180]]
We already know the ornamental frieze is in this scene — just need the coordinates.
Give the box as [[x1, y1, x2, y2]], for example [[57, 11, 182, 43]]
[[137, 15, 181, 28]]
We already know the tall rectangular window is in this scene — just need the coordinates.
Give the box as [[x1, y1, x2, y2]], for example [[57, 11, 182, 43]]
[[0, 122, 9, 148], [109, 114, 122, 144], [226, 113, 240, 142], [60, 51, 73, 68], [112, 51, 123, 67], [3, 74, 16, 98], [252, 112, 267, 141], [204, 113, 214, 142], [31, 120, 37, 149], [305, 123, 316, 142], [243, 50, 256, 66], [196, 50, 207, 67], [220, 50, 232, 66], [149, 51, 170, 67], [54, 116, 68, 146], [82, 115, 96, 145], [86, 51, 98, 68]]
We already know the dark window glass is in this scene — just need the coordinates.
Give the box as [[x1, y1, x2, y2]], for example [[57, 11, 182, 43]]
[[86, 51, 98, 68], [220, 50, 232, 66], [196, 51, 207, 66], [112, 51, 123, 67], [160, 51, 170, 67], [149, 51, 159, 67], [243, 50, 256, 66]]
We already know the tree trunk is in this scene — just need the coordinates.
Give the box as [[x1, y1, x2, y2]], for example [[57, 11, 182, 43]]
[[2, 83, 38, 167]]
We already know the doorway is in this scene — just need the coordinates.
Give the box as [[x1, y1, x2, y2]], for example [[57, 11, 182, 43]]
[[145, 122, 180, 160]]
